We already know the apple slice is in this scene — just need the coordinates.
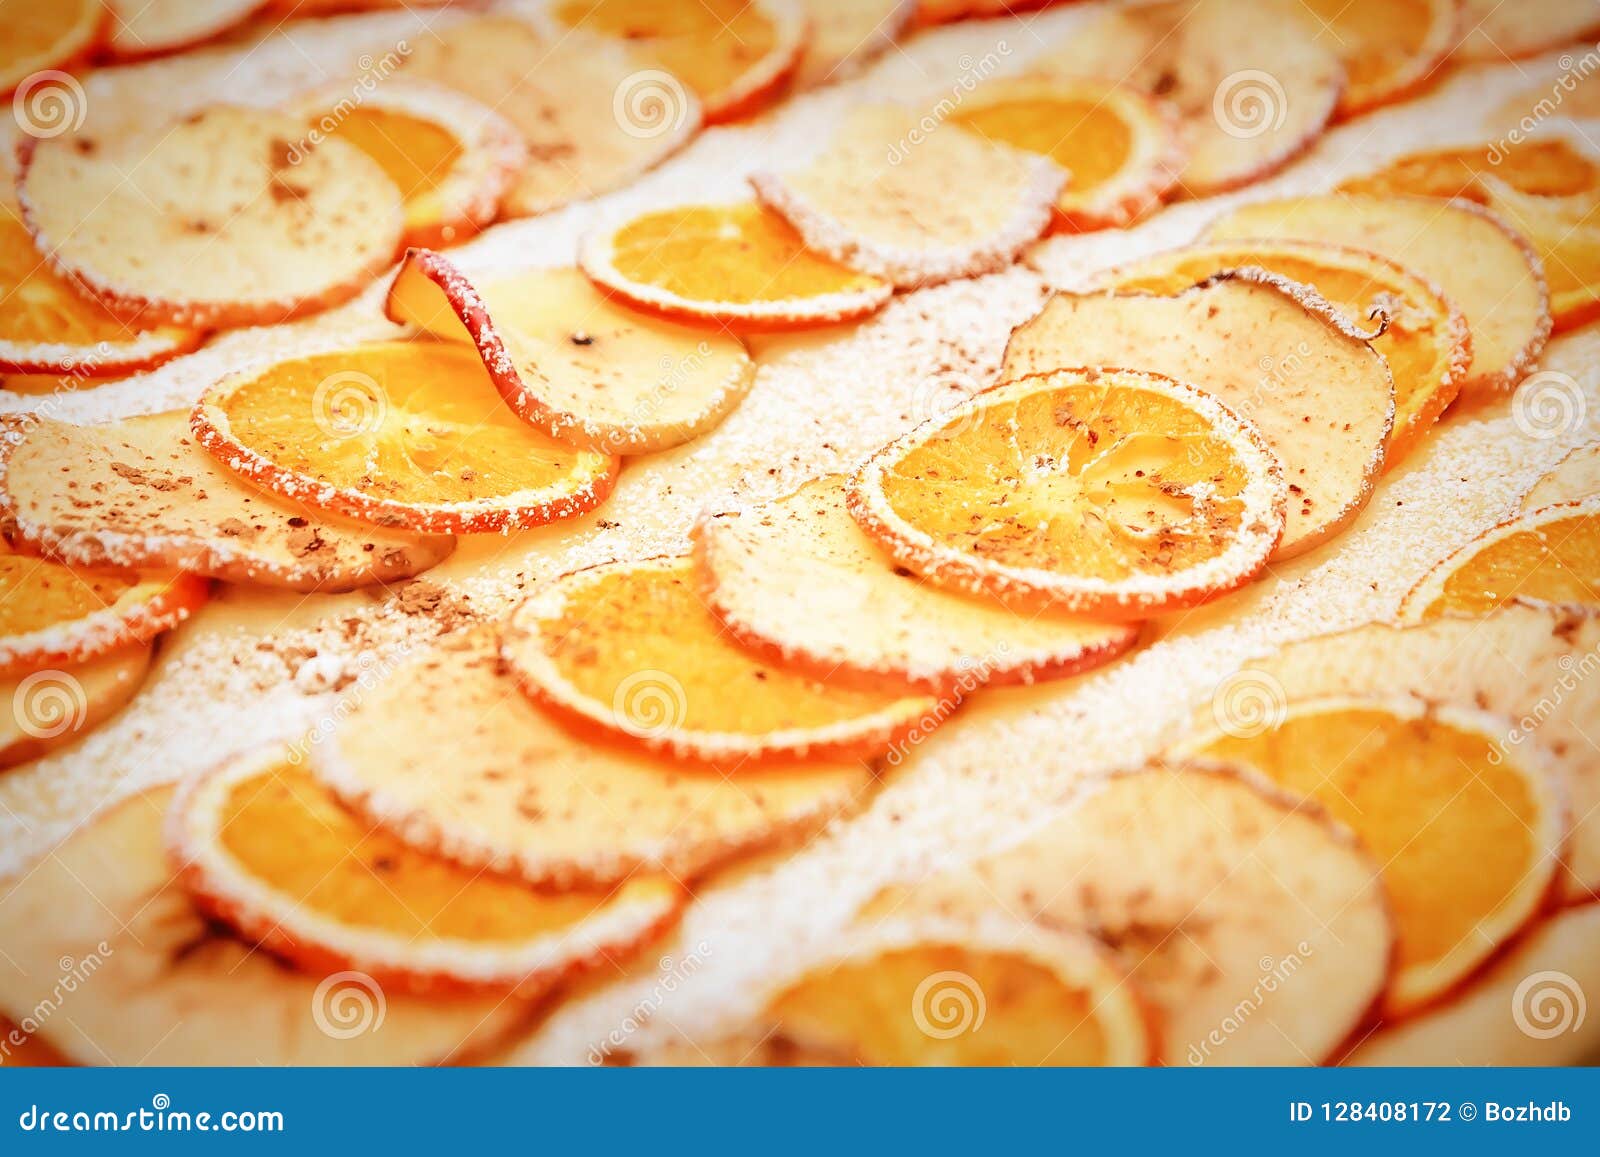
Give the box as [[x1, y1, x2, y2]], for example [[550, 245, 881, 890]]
[[792, 0, 914, 90], [1524, 443, 1600, 509], [0, 645, 151, 770], [1454, 0, 1600, 61], [0, 787, 530, 1065], [104, 0, 265, 59], [1297, 0, 1455, 117]]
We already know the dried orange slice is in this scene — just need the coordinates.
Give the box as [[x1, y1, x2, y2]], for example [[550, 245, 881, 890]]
[[0, 787, 530, 1065], [1298, 0, 1455, 117], [404, 14, 701, 217], [0, 0, 102, 95], [1206, 194, 1550, 396], [1455, 0, 1600, 61], [501, 556, 943, 764], [1479, 175, 1600, 332], [580, 201, 892, 330], [1525, 443, 1600, 509], [879, 761, 1393, 1065], [385, 250, 754, 454], [751, 105, 1066, 288], [104, 0, 264, 59], [316, 627, 874, 888], [694, 474, 1141, 693], [793, 0, 913, 90], [1181, 696, 1566, 1017], [287, 81, 526, 249], [193, 341, 618, 535], [548, 0, 807, 123], [1002, 274, 1392, 559], [0, 412, 454, 591], [17, 106, 403, 328], [1094, 240, 1468, 467], [911, 0, 1053, 23], [0, 644, 151, 769], [1033, 0, 1344, 195], [1402, 498, 1600, 619], [848, 367, 1287, 618], [0, 212, 203, 375], [754, 917, 1154, 1066], [945, 77, 1183, 232], [170, 747, 685, 995], [1337, 136, 1600, 203], [0, 541, 206, 676]]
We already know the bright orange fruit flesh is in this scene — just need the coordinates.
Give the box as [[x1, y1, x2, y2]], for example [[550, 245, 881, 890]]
[[949, 97, 1135, 204], [309, 106, 463, 231], [1339, 139, 1600, 202], [770, 945, 1111, 1065], [879, 383, 1261, 582], [0, 215, 169, 351], [0, 549, 134, 641], [1199, 706, 1544, 976], [218, 764, 641, 944], [1426, 511, 1600, 616], [1298, 0, 1442, 103]]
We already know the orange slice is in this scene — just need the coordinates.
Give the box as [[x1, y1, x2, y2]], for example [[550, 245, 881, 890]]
[[580, 201, 892, 330], [403, 15, 701, 218], [1479, 175, 1600, 332], [17, 106, 403, 328], [1455, 0, 1600, 61], [755, 917, 1154, 1065], [1033, 0, 1344, 195], [386, 250, 754, 454], [0, 787, 530, 1065], [1524, 443, 1600, 509], [0, 212, 203, 375], [1298, 0, 1455, 117], [287, 80, 526, 249], [1002, 274, 1392, 559], [1094, 239, 1468, 467], [501, 556, 944, 764], [0, 0, 102, 95], [193, 341, 619, 535], [750, 105, 1066, 288], [848, 367, 1287, 618], [1338, 136, 1600, 204], [1181, 696, 1566, 1017], [792, 0, 913, 90], [0, 540, 206, 676], [877, 761, 1393, 1065], [694, 474, 1141, 693], [549, 0, 807, 123], [316, 627, 874, 888], [0, 644, 151, 770], [104, 0, 265, 59], [170, 747, 685, 995], [2, 370, 127, 396], [0, 412, 454, 591], [945, 77, 1184, 232], [912, 0, 1054, 23], [1402, 498, 1600, 619], [1205, 194, 1550, 396]]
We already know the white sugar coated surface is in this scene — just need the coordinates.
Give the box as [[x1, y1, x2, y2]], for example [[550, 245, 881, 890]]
[[2, 4, 1596, 1063]]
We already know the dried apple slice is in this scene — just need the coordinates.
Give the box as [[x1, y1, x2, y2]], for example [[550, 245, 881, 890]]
[[193, 340, 618, 534], [1402, 498, 1600, 618], [694, 474, 1141, 693], [1247, 607, 1600, 903], [581, 201, 892, 330], [752, 917, 1153, 1065], [1206, 194, 1550, 396], [0, 0, 102, 95], [17, 106, 403, 328], [945, 77, 1184, 232], [0, 787, 529, 1065], [1093, 240, 1467, 468], [751, 105, 1066, 288], [0, 210, 203, 374], [316, 627, 874, 888], [0, 541, 206, 676], [1033, 0, 1344, 195], [287, 81, 525, 249], [850, 366, 1287, 617], [1297, 0, 1455, 117], [1337, 136, 1600, 203], [1003, 274, 1392, 558], [1180, 697, 1566, 1018], [1455, 0, 1600, 61], [547, 0, 807, 123], [403, 14, 701, 217], [104, 0, 265, 59], [1479, 175, 1600, 332], [0, 412, 454, 592], [0, 644, 151, 769], [874, 761, 1393, 1065], [793, 0, 913, 90], [170, 747, 685, 995], [385, 250, 754, 454], [1525, 443, 1600, 509], [502, 556, 943, 764]]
